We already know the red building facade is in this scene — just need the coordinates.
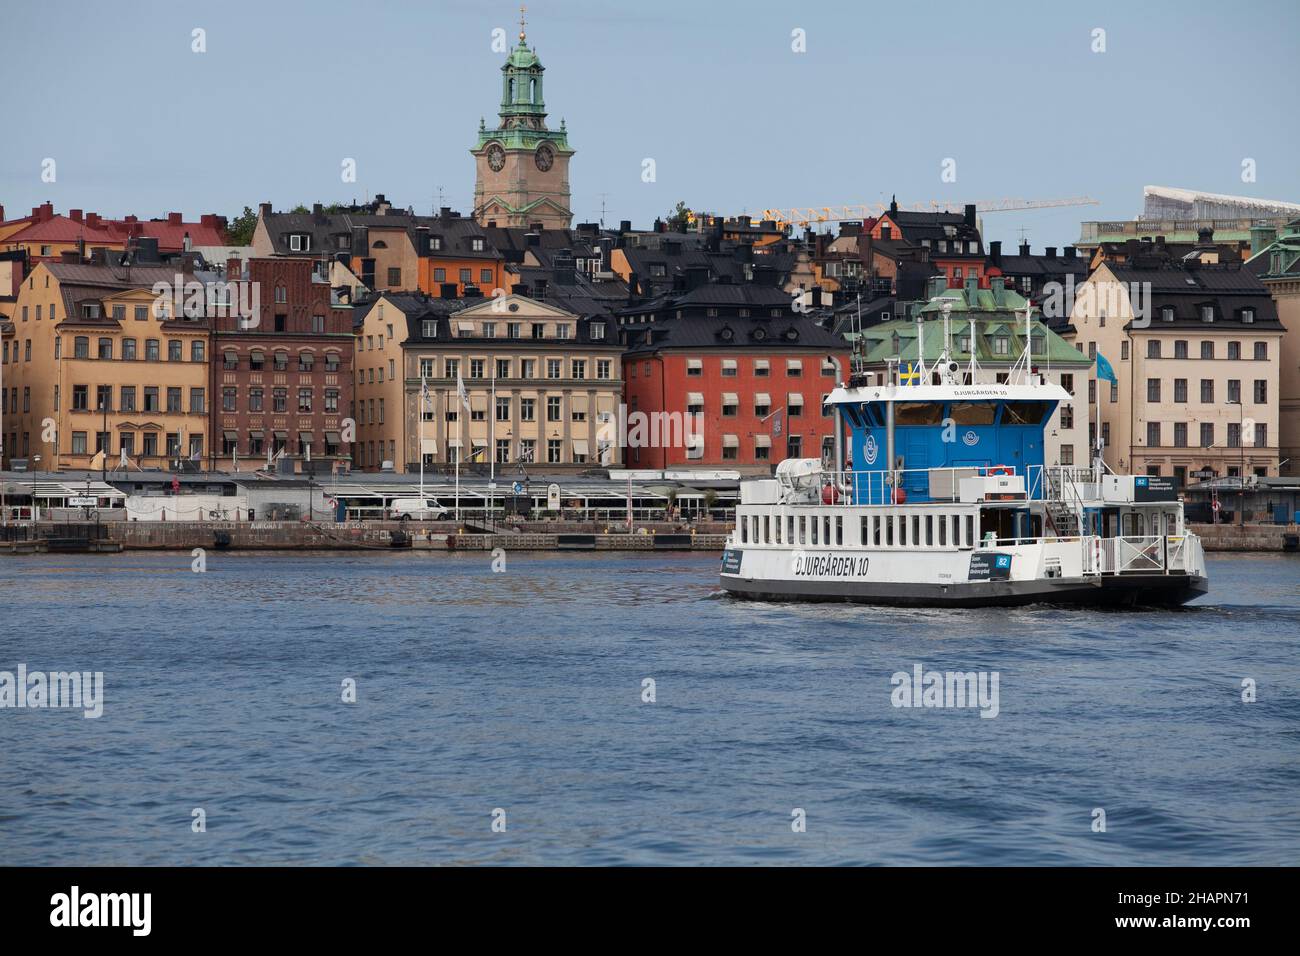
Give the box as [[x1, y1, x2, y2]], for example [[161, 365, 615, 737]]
[[622, 321, 850, 471], [209, 258, 354, 472]]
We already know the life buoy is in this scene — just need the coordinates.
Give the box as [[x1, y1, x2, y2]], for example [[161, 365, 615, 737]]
[[821, 483, 840, 505], [987, 465, 1014, 476]]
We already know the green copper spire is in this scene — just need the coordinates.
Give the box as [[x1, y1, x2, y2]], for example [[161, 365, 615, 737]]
[[473, 6, 572, 154]]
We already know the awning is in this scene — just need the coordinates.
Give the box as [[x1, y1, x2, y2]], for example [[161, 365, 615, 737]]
[[273, 430, 288, 440], [448, 438, 463, 448], [223, 430, 238, 440], [786, 359, 803, 371], [686, 358, 702, 371], [686, 392, 704, 405], [722, 392, 738, 405], [787, 392, 804, 406], [457, 321, 475, 334], [420, 438, 437, 454], [721, 359, 737, 371], [753, 359, 770, 372], [755, 392, 771, 405], [470, 394, 487, 411], [572, 439, 589, 455], [299, 431, 314, 442], [324, 431, 340, 444], [571, 394, 589, 412], [596, 394, 615, 411], [722, 434, 739, 447], [471, 437, 487, 447], [249, 430, 264, 439], [755, 434, 771, 448]]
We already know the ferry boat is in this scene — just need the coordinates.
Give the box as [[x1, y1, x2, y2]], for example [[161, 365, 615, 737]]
[[720, 316, 1208, 608]]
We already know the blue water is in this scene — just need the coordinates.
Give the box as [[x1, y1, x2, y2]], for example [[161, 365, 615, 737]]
[[1, 550, 1297, 865]]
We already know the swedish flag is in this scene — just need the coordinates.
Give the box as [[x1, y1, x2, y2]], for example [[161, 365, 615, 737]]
[[899, 361, 922, 386]]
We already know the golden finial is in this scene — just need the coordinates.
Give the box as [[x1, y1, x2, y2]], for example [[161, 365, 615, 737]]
[[519, 4, 527, 42]]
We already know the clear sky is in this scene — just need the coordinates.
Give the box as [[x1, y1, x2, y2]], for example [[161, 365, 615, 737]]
[[1, 0, 1297, 249]]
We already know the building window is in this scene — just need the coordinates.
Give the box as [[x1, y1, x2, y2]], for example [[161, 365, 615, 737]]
[[520, 398, 535, 421], [1228, 341, 1241, 360], [495, 396, 511, 421], [597, 359, 611, 380], [1255, 423, 1268, 448], [299, 388, 313, 413], [1147, 422, 1161, 447], [145, 340, 160, 361], [143, 387, 159, 412], [122, 338, 137, 361], [547, 396, 561, 422], [1227, 379, 1241, 403], [1147, 340, 1161, 359], [1174, 422, 1188, 447], [1060, 444, 1074, 465], [1174, 379, 1187, 403], [1201, 306, 1214, 323], [1147, 378, 1160, 402], [223, 388, 237, 412], [547, 439, 562, 464], [1254, 341, 1268, 361], [1201, 341, 1214, 360], [387, 268, 401, 286], [1227, 423, 1241, 448], [74, 336, 89, 359], [249, 388, 263, 412], [1254, 380, 1267, 403], [1174, 340, 1188, 359], [120, 386, 136, 412], [1200, 423, 1214, 447], [273, 388, 287, 413]]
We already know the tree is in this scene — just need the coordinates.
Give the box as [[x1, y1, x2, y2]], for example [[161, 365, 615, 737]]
[[665, 200, 693, 233], [225, 206, 258, 246]]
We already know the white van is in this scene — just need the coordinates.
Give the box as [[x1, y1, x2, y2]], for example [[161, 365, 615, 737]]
[[390, 498, 449, 521]]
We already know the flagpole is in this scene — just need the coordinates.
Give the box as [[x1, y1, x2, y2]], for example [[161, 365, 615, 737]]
[[455, 392, 461, 523], [419, 374, 426, 499], [489, 365, 496, 531]]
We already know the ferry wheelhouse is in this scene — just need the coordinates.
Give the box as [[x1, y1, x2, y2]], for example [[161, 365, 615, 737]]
[[720, 309, 1208, 607]]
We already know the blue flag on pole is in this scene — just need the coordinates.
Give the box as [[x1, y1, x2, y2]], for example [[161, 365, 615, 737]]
[[1096, 352, 1118, 384]]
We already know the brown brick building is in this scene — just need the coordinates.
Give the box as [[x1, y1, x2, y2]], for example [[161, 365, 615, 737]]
[[210, 258, 354, 473]]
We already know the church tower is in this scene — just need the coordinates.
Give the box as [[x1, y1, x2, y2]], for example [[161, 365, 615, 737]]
[[471, 8, 575, 229]]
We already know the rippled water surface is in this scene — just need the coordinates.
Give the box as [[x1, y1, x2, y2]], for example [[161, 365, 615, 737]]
[[1, 551, 1297, 865]]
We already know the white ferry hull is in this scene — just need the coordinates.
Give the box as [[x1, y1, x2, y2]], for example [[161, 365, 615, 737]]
[[720, 561, 1208, 608]]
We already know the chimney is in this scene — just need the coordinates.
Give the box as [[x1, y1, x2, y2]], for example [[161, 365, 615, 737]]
[[1018, 240, 1030, 256], [60, 250, 81, 264], [312, 203, 324, 222], [989, 240, 1002, 266], [0, 205, 5, 222], [259, 202, 272, 218], [532, 278, 548, 299], [440, 283, 458, 298], [352, 226, 369, 257], [964, 274, 978, 301], [168, 212, 182, 225], [1064, 246, 1076, 259], [86, 212, 102, 229], [927, 275, 947, 299], [183, 231, 192, 252], [597, 237, 614, 273], [525, 232, 541, 247], [619, 220, 631, 234], [37, 202, 54, 222], [991, 275, 1006, 306], [1045, 246, 1057, 258], [69, 209, 83, 223], [1197, 227, 1215, 245], [415, 225, 430, 255], [226, 256, 242, 279]]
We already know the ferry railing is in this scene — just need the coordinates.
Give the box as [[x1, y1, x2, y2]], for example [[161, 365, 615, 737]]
[[1114, 535, 1166, 573], [825, 465, 1040, 506]]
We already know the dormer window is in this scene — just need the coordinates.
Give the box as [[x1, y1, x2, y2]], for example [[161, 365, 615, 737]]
[[1201, 305, 1214, 323], [372, 240, 388, 250], [430, 237, 443, 251], [289, 234, 311, 252], [422, 320, 437, 338], [471, 238, 484, 251], [1241, 308, 1255, 324], [589, 321, 605, 340]]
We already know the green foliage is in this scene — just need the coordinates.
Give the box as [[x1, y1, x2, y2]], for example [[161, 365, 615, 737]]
[[225, 206, 258, 245]]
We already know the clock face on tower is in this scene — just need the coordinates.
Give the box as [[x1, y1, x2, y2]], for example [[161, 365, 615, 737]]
[[486, 143, 505, 171], [535, 144, 554, 171]]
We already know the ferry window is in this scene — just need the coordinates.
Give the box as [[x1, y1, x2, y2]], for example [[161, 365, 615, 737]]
[[763, 516, 770, 543], [949, 401, 997, 425], [895, 402, 944, 425], [835, 516, 843, 546], [886, 516, 894, 547], [873, 516, 882, 546], [823, 516, 832, 544], [965, 515, 975, 546], [939, 515, 947, 546], [1002, 401, 1050, 425], [861, 516, 870, 544], [926, 515, 934, 546], [811, 517, 819, 545], [900, 515, 908, 547], [912, 515, 921, 547], [741, 518, 748, 544], [788, 516, 795, 544]]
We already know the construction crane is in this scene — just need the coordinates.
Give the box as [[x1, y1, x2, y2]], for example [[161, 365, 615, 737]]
[[751, 197, 1100, 231]]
